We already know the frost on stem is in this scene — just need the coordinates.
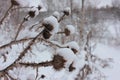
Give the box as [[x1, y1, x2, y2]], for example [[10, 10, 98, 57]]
[[64, 25, 75, 36]]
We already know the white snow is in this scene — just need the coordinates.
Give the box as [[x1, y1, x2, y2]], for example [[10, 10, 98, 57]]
[[93, 43, 120, 80], [56, 48, 76, 68], [65, 25, 75, 35], [43, 16, 59, 34], [53, 11, 60, 20], [17, 27, 38, 40], [65, 41, 79, 53], [63, 7, 71, 15], [21, 43, 53, 63], [15, 0, 47, 12], [8, 67, 36, 80], [0, 43, 28, 70]]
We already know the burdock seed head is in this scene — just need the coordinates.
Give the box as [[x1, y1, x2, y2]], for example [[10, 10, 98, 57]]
[[52, 54, 66, 71], [28, 11, 35, 18], [42, 23, 54, 31], [42, 29, 52, 39], [64, 28, 70, 36]]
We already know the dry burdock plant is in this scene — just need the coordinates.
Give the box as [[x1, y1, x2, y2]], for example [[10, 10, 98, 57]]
[[0, 0, 112, 80]]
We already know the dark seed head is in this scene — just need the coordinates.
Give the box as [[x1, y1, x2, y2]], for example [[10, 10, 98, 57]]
[[69, 63, 75, 72], [28, 11, 35, 18], [71, 48, 78, 54], [63, 11, 69, 16], [42, 29, 51, 39], [64, 28, 70, 36], [43, 23, 54, 31], [24, 17, 28, 21], [11, 0, 19, 5], [52, 55, 66, 71], [38, 5, 41, 10], [41, 75, 45, 79]]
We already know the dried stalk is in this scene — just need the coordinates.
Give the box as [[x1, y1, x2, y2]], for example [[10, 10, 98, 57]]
[[14, 19, 26, 41], [58, 14, 66, 23], [0, 31, 42, 77], [35, 67, 39, 80], [0, 38, 33, 49], [0, 5, 13, 25], [19, 61, 53, 67]]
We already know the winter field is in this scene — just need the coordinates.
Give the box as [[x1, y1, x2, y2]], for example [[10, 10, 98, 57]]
[[0, 0, 120, 80]]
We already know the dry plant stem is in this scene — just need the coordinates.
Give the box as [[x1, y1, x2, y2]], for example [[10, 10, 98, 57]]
[[58, 14, 66, 23], [29, 22, 42, 30], [0, 36, 64, 50], [5, 71, 17, 80], [14, 17, 28, 41], [57, 32, 65, 34], [0, 31, 43, 77], [35, 67, 39, 80], [0, 5, 13, 25], [41, 38, 66, 48], [19, 61, 53, 67], [0, 38, 33, 49]]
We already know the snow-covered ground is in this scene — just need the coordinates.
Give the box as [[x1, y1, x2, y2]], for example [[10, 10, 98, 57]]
[[93, 43, 120, 80]]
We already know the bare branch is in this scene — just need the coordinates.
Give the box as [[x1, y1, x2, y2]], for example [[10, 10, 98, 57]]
[[19, 61, 53, 67], [0, 38, 33, 50], [14, 19, 27, 41], [0, 5, 13, 25], [58, 14, 66, 23], [0, 31, 43, 77]]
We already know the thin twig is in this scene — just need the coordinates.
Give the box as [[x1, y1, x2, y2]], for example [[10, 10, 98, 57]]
[[0, 38, 33, 49], [58, 14, 66, 23], [35, 67, 39, 80], [0, 31, 43, 77], [19, 61, 53, 67], [57, 32, 65, 34], [41, 38, 66, 48], [29, 22, 42, 30], [14, 20, 25, 41], [11, 6, 33, 11], [0, 5, 13, 25], [5, 71, 17, 80]]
